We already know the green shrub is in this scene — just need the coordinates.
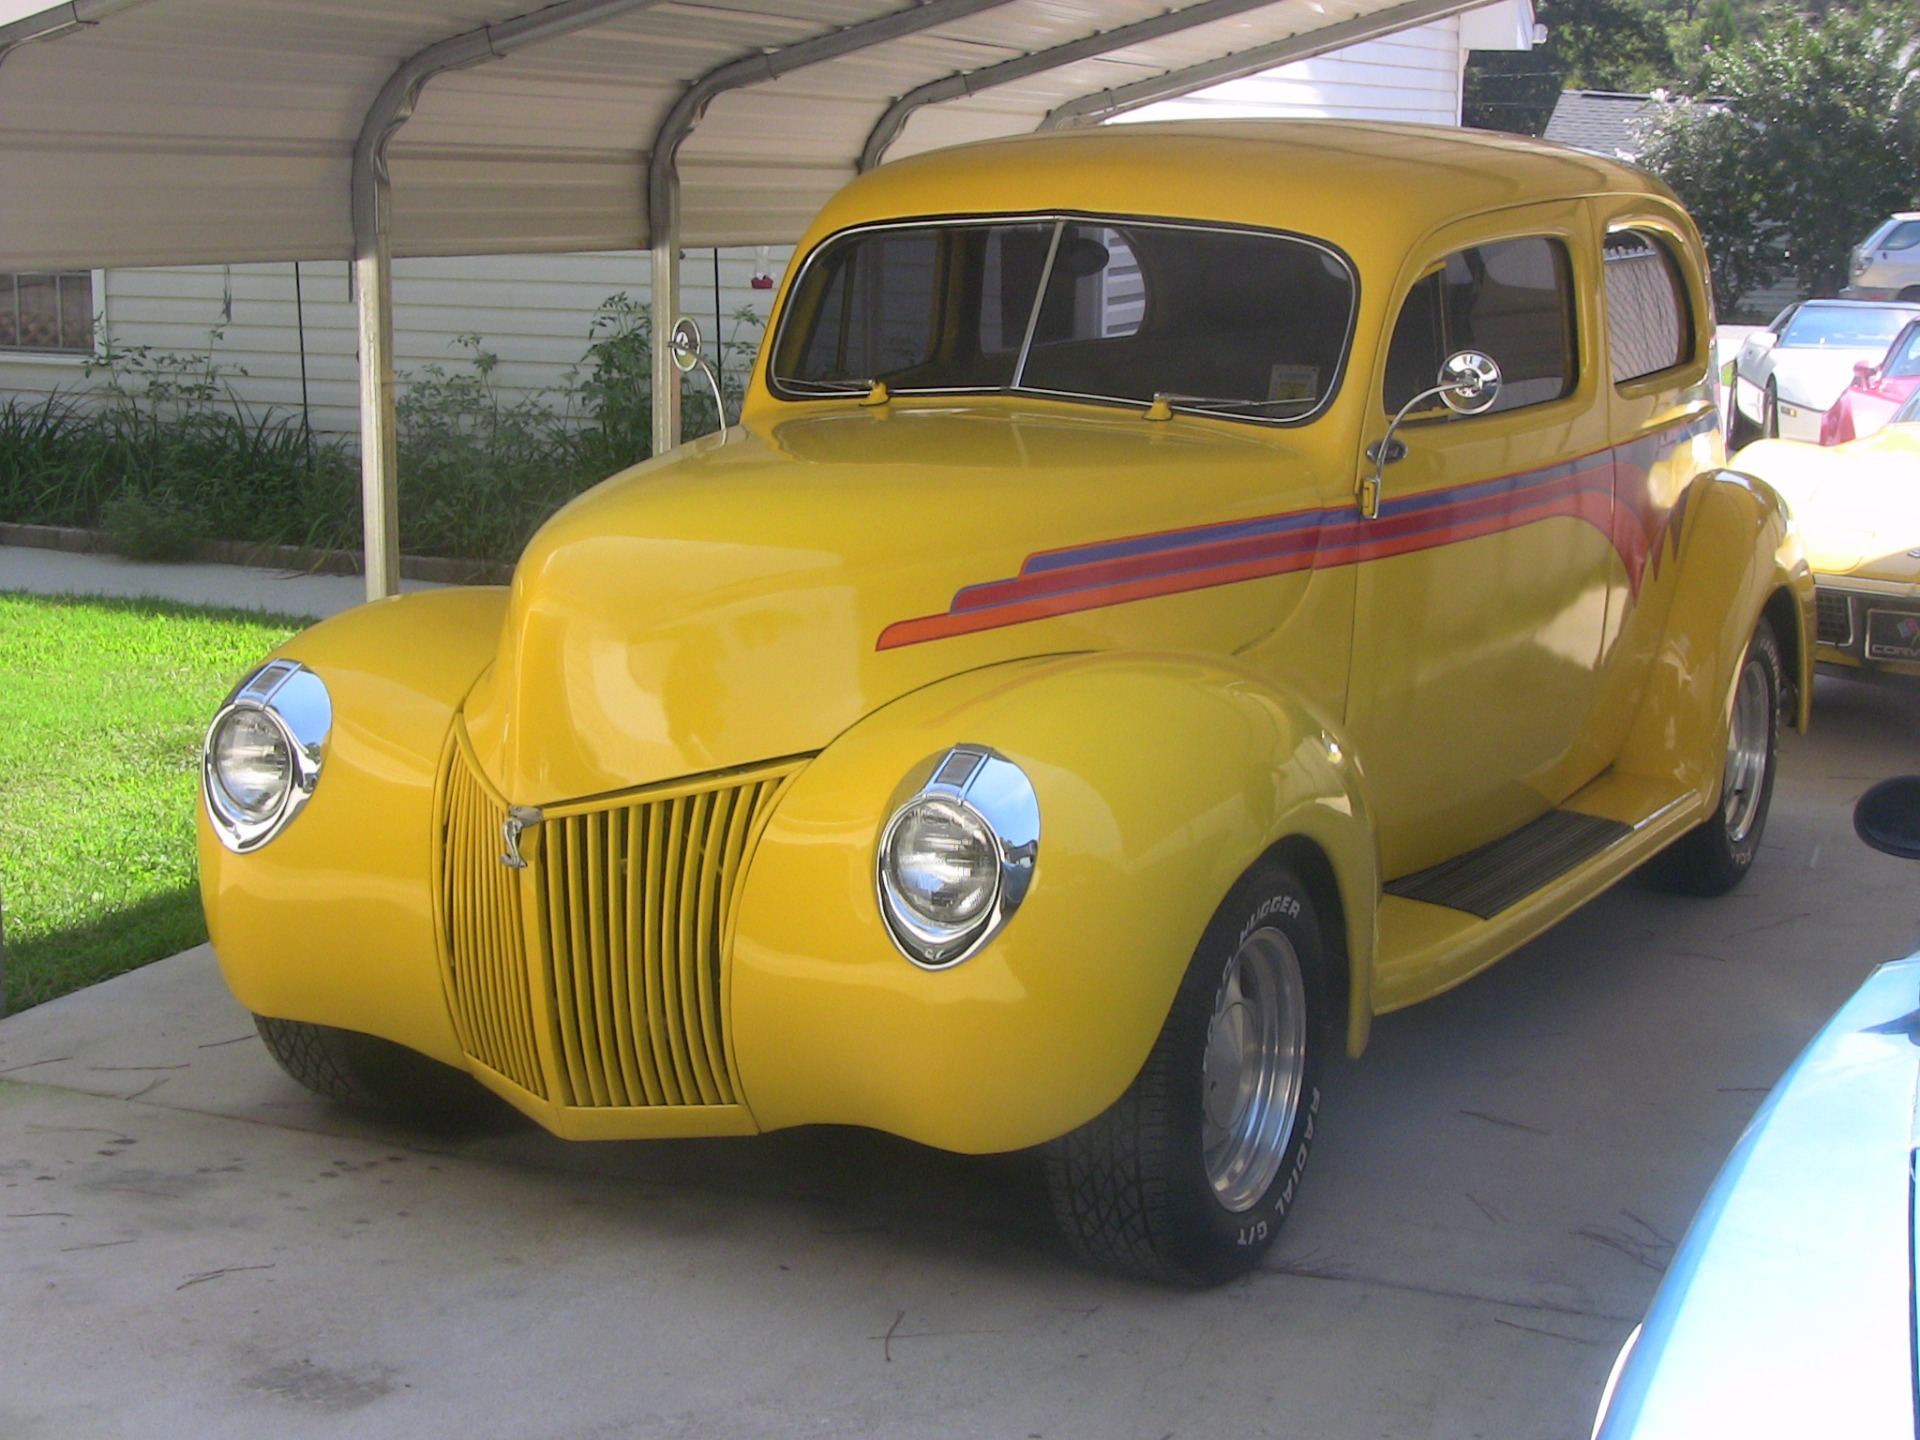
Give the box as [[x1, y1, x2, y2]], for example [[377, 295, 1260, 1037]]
[[0, 298, 768, 567], [101, 490, 206, 562]]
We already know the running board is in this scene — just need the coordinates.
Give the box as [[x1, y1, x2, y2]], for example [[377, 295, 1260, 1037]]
[[1384, 810, 1632, 919], [1368, 775, 1706, 1018]]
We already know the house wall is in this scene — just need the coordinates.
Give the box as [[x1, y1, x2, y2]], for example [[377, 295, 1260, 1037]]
[[1115, 4, 1533, 128], [0, 247, 787, 436]]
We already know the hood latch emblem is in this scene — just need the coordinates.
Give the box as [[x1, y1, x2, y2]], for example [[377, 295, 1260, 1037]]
[[500, 806, 544, 869]]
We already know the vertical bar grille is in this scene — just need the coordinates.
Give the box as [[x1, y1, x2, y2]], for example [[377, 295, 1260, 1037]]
[[439, 734, 799, 1109], [440, 744, 548, 1097]]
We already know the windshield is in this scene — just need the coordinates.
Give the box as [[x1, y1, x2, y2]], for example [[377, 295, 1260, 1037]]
[[1883, 324, 1920, 379], [769, 216, 1356, 423], [1779, 305, 1915, 349]]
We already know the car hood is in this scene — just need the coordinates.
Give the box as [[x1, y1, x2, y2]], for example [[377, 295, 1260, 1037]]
[[1734, 431, 1920, 578], [459, 404, 1320, 804], [1765, 346, 1892, 412], [1594, 953, 1920, 1440]]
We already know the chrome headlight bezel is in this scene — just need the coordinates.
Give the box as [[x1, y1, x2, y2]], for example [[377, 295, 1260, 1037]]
[[202, 659, 331, 853], [876, 745, 1039, 969]]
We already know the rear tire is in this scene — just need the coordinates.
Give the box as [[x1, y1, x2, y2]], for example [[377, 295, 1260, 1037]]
[[1044, 863, 1328, 1285], [254, 1015, 486, 1120], [1649, 617, 1782, 896]]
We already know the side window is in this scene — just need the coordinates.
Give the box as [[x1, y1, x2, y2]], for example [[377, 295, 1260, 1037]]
[[0, 272, 94, 353], [1384, 236, 1576, 414], [1883, 220, 1920, 251], [1604, 229, 1691, 385]]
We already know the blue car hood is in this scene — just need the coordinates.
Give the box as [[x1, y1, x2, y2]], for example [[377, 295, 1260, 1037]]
[[1596, 953, 1920, 1439]]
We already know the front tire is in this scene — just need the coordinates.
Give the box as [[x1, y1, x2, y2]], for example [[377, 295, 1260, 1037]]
[[1763, 379, 1781, 439], [1649, 617, 1782, 896], [1045, 863, 1328, 1285], [254, 1015, 487, 1121]]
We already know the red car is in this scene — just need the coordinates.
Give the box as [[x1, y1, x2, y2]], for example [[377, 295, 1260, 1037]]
[[1821, 318, 1920, 444]]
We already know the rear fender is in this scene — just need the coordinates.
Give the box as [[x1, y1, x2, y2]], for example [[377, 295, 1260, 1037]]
[[728, 651, 1379, 1154], [1615, 470, 1813, 793]]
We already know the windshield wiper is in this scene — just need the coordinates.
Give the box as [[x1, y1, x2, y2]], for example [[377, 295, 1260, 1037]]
[[1143, 392, 1320, 419], [779, 376, 881, 396]]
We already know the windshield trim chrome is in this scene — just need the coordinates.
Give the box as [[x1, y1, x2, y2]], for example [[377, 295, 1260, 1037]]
[[766, 209, 1359, 428]]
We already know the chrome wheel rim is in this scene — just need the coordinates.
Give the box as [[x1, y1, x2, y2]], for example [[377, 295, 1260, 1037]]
[[1201, 927, 1308, 1213], [1722, 653, 1771, 845]]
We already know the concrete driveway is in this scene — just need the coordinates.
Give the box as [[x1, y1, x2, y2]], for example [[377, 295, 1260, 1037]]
[[4, 670, 1918, 1440]]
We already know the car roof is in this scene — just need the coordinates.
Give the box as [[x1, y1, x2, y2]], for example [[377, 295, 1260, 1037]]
[[800, 120, 1679, 271], [1797, 298, 1920, 309]]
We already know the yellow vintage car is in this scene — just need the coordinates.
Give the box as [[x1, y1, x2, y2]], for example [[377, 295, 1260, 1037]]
[[199, 121, 1813, 1285], [1733, 387, 1920, 678]]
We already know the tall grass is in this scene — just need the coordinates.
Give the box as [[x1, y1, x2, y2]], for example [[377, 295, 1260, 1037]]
[[0, 298, 764, 566]]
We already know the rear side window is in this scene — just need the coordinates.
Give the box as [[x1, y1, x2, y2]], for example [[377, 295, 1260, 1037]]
[[1882, 220, 1920, 251], [1384, 236, 1576, 414], [1604, 229, 1691, 384]]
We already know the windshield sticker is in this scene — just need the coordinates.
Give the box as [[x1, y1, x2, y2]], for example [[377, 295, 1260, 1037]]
[[1267, 365, 1320, 403]]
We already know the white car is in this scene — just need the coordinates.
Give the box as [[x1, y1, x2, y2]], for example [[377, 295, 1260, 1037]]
[[1841, 212, 1920, 301], [1729, 299, 1920, 445]]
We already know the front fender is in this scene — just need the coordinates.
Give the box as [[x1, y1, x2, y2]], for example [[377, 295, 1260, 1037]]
[[198, 587, 509, 1065], [1615, 470, 1813, 791], [728, 652, 1378, 1154]]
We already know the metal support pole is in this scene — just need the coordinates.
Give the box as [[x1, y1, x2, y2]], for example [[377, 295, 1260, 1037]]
[[355, 221, 402, 602], [650, 191, 681, 458], [349, 0, 671, 599]]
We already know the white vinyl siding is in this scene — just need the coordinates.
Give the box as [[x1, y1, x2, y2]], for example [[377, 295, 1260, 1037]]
[[1116, 19, 1474, 127], [0, 248, 787, 435]]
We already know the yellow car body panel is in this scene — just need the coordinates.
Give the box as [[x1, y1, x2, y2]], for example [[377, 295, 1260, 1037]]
[[1734, 425, 1920, 676], [729, 653, 1376, 1153], [201, 587, 508, 1067], [200, 121, 1810, 1154]]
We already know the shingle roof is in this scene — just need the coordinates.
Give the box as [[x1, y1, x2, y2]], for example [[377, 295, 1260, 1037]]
[[1543, 89, 1664, 160]]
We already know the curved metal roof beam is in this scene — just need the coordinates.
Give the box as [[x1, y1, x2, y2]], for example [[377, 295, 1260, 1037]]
[[352, 0, 671, 248], [642, 0, 1020, 242], [859, 0, 1294, 173], [1039, 0, 1497, 129], [642, 0, 1018, 457]]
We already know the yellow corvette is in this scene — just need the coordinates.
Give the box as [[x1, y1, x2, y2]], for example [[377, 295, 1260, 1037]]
[[1734, 386, 1920, 678], [199, 122, 1812, 1284]]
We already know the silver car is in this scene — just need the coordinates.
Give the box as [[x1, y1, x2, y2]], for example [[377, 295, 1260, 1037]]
[[1728, 299, 1920, 445], [1842, 212, 1920, 301]]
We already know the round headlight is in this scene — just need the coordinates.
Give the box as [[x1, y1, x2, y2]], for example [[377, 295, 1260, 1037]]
[[884, 797, 1000, 931], [876, 746, 1039, 969], [202, 660, 331, 853], [211, 707, 292, 820]]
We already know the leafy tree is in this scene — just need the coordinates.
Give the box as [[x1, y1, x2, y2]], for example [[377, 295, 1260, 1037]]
[[1466, 0, 1676, 133], [1640, 1, 1920, 311]]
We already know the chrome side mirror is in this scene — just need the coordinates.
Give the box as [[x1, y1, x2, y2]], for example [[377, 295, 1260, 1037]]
[[668, 317, 729, 440], [1361, 350, 1503, 519]]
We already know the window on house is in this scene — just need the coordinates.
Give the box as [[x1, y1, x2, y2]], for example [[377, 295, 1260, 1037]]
[[1605, 230, 1691, 385], [1384, 237, 1576, 414], [0, 272, 95, 353]]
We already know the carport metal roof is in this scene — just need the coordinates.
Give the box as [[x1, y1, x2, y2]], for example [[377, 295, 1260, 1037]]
[[0, 0, 1501, 597]]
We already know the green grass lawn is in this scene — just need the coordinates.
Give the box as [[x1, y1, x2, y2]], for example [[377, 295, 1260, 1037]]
[[0, 593, 302, 1013]]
